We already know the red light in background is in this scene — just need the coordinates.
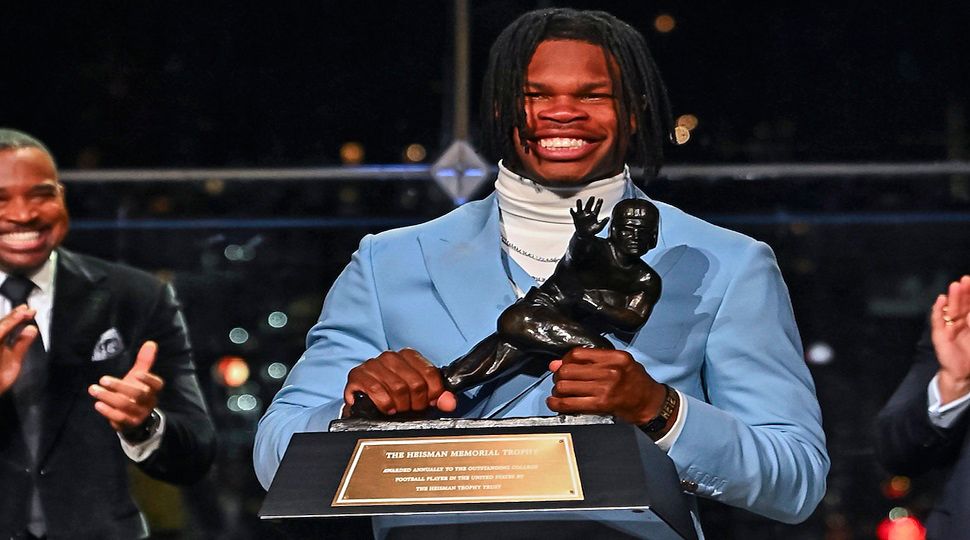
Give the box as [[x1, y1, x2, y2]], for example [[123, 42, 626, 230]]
[[882, 475, 912, 499], [876, 516, 925, 540], [215, 355, 250, 387]]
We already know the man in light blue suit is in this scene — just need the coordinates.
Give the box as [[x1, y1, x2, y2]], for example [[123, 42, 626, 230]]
[[254, 7, 829, 535]]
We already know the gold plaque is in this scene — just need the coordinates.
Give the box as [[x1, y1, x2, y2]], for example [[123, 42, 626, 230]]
[[332, 433, 584, 506]]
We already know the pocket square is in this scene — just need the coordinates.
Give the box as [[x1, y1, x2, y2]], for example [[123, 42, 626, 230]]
[[92, 328, 125, 362]]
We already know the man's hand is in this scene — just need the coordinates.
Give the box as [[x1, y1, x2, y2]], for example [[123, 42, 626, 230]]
[[547, 347, 671, 428], [0, 306, 39, 396], [933, 275, 970, 405], [88, 341, 165, 433], [344, 348, 457, 416], [570, 197, 608, 237]]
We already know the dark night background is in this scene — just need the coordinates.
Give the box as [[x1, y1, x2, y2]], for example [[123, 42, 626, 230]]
[[3, 1, 968, 167], [2, 1, 969, 539]]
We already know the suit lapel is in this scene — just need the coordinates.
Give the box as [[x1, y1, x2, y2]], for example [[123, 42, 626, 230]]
[[418, 195, 518, 344], [38, 249, 110, 464]]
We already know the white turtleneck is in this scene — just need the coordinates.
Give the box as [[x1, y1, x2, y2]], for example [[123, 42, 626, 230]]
[[494, 160, 628, 285]]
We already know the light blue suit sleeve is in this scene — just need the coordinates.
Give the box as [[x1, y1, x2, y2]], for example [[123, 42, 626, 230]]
[[253, 235, 387, 489], [667, 242, 829, 523]]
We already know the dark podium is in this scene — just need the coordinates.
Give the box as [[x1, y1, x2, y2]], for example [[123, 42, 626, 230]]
[[259, 416, 698, 539]]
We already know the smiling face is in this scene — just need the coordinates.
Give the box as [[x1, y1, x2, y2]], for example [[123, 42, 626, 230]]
[[511, 39, 628, 185], [0, 146, 69, 274]]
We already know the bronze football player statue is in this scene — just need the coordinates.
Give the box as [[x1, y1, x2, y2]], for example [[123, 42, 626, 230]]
[[349, 197, 661, 419]]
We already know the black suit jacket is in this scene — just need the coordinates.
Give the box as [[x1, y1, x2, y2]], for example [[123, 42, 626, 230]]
[[876, 327, 970, 539], [0, 249, 216, 540]]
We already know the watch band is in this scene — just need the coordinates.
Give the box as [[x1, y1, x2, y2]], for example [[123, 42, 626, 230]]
[[123, 409, 161, 443], [639, 384, 678, 433]]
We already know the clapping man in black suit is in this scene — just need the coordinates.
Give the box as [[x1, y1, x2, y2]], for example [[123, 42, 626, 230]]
[[0, 128, 216, 540], [877, 275, 970, 539]]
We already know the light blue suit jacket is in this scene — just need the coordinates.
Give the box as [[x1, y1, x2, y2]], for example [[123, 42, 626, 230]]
[[254, 186, 829, 524]]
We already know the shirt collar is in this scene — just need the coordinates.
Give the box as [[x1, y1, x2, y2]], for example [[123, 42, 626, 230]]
[[0, 251, 58, 294]]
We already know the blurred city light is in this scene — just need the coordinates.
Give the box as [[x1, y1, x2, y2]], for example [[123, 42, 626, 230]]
[[229, 327, 250, 344], [225, 395, 240, 412], [236, 393, 259, 412], [340, 141, 365, 164], [226, 393, 262, 414], [676, 114, 699, 131], [214, 355, 250, 387], [404, 143, 427, 163], [806, 342, 835, 365], [224, 244, 244, 261], [266, 362, 288, 380], [876, 515, 925, 540], [223, 242, 255, 262], [674, 125, 690, 145], [204, 178, 225, 195], [267, 311, 288, 328], [882, 475, 912, 499], [888, 507, 909, 521], [654, 14, 676, 33]]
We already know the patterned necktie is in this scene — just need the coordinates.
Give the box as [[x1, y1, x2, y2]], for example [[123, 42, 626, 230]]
[[1, 274, 48, 537]]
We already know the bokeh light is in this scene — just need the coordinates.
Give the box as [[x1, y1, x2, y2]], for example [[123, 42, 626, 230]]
[[229, 327, 250, 344], [674, 125, 690, 145], [654, 14, 676, 33], [676, 114, 699, 131], [806, 342, 835, 365], [340, 141, 365, 164], [882, 475, 912, 499], [236, 394, 259, 411], [226, 393, 262, 414], [404, 143, 427, 163], [876, 515, 925, 540], [204, 178, 225, 195], [267, 311, 288, 328], [214, 355, 250, 387], [266, 362, 288, 380]]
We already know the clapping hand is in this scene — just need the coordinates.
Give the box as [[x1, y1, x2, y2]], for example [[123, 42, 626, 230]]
[[88, 341, 165, 433], [0, 306, 39, 396], [932, 275, 970, 405]]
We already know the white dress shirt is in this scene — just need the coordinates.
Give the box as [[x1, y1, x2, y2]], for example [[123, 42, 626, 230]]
[[928, 375, 970, 429]]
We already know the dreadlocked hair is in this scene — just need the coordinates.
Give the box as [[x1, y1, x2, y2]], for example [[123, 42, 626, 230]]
[[480, 8, 675, 186]]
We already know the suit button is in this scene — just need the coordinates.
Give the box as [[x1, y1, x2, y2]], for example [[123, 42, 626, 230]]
[[39, 469, 47, 476], [680, 479, 698, 493]]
